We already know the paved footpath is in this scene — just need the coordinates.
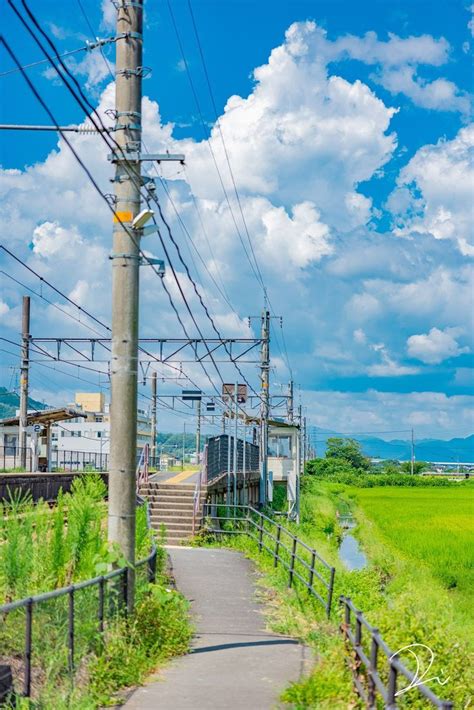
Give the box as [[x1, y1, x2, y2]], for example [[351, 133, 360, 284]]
[[125, 547, 309, 709]]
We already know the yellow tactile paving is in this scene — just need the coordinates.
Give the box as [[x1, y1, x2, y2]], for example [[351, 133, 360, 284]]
[[164, 469, 198, 484]]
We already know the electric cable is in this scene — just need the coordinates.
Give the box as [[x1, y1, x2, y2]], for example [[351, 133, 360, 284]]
[[4, 9, 261, 414]]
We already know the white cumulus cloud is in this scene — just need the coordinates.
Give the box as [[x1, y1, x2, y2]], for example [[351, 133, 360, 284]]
[[407, 327, 469, 364], [388, 125, 474, 255]]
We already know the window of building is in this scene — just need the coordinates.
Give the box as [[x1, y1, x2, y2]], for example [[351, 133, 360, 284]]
[[268, 435, 292, 458]]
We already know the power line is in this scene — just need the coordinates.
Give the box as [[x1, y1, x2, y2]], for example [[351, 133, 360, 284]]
[[5, 5, 261, 414], [0, 269, 107, 338], [186, 0, 266, 290], [165, 0, 265, 293], [1, 245, 111, 333], [156, 175, 237, 315], [75, 0, 116, 82], [8, 3, 231, 394], [187, 0, 295, 376], [0, 36, 118, 78]]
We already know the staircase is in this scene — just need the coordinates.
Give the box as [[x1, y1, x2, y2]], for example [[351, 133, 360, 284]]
[[140, 480, 205, 545]]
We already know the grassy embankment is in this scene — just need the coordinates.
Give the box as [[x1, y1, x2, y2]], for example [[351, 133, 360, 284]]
[[208, 477, 473, 708], [0, 474, 193, 708]]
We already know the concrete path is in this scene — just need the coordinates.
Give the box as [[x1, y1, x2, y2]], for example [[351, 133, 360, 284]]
[[125, 547, 309, 709], [149, 469, 200, 485]]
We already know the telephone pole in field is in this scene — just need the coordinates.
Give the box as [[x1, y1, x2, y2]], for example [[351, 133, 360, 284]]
[[108, 0, 144, 611], [150, 371, 157, 466], [260, 309, 270, 505], [19, 295, 30, 468]]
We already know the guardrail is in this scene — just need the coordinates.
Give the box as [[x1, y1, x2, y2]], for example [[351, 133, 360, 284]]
[[203, 503, 335, 617], [340, 596, 453, 709], [0, 497, 157, 701]]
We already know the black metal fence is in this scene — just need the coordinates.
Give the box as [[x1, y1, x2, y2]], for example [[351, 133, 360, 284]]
[[203, 503, 335, 617], [206, 435, 259, 481], [340, 596, 453, 709]]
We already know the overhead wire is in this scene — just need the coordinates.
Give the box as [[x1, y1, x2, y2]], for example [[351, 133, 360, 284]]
[[0, 29, 216, 393], [5, 2, 262, 415], [165, 0, 265, 293], [9, 1, 241, 399], [0, 36, 118, 78], [186, 0, 296, 379], [185, 0, 266, 289]]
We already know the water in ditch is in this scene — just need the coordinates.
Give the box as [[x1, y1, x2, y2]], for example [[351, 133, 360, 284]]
[[337, 513, 368, 571]]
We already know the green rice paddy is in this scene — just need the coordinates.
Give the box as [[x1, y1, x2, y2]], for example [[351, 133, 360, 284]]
[[352, 486, 474, 598]]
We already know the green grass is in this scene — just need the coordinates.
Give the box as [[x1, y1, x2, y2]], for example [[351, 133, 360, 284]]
[[351, 486, 473, 600]]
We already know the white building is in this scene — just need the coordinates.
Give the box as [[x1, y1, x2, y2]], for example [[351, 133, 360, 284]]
[[51, 392, 152, 457]]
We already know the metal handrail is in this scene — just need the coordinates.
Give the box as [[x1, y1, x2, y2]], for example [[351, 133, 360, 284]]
[[203, 503, 336, 617], [340, 596, 453, 709], [0, 497, 157, 699]]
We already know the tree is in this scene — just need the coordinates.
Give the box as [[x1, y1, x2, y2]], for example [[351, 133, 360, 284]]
[[400, 460, 428, 474], [325, 437, 370, 470]]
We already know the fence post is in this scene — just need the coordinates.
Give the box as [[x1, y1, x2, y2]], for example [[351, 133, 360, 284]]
[[23, 598, 33, 697], [368, 629, 379, 706], [68, 587, 75, 673], [274, 524, 281, 568], [354, 610, 363, 681], [326, 566, 335, 618], [258, 513, 264, 552], [288, 537, 297, 587], [98, 576, 105, 634], [148, 548, 157, 584], [342, 597, 351, 638], [387, 660, 398, 709], [122, 568, 128, 614], [308, 550, 316, 592]]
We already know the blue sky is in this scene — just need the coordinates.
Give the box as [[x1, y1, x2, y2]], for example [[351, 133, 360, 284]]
[[1, 0, 473, 439]]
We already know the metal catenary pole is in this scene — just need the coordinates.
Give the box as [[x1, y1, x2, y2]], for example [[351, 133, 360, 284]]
[[108, 0, 144, 612], [260, 309, 270, 505], [19, 295, 30, 468], [195, 398, 201, 465], [287, 379, 294, 423], [182, 421, 186, 470], [233, 383, 238, 506], [150, 371, 157, 468], [242, 419, 247, 505]]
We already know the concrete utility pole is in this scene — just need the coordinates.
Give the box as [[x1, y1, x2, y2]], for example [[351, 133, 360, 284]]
[[19, 295, 30, 468], [150, 371, 157, 467], [195, 398, 202, 465], [287, 380, 294, 423], [410, 428, 415, 475], [108, 0, 144, 612], [260, 309, 270, 506]]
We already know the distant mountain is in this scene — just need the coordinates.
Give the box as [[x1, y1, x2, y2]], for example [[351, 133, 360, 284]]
[[309, 426, 474, 463], [0, 387, 48, 420]]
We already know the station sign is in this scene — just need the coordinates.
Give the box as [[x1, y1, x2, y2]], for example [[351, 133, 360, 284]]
[[222, 383, 247, 404], [182, 389, 202, 401]]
